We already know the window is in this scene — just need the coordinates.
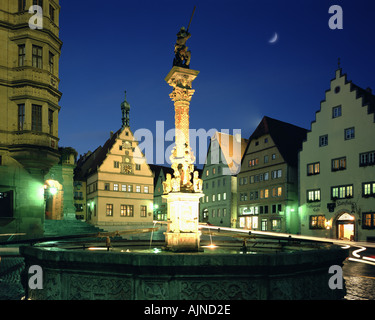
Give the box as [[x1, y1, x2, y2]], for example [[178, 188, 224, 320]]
[[144, 186, 149, 193], [223, 192, 227, 200], [206, 170, 209, 176], [277, 187, 282, 197], [362, 212, 375, 229], [345, 127, 355, 140], [363, 182, 375, 197], [33, 0, 43, 8], [49, 4, 55, 22], [248, 158, 259, 167], [264, 189, 269, 198], [31, 104, 42, 132], [332, 157, 346, 171], [319, 135, 328, 147], [271, 169, 282, 179], [128, 185, 133, 192], [18, 104, 25, 131], [113, 184, 119, 191], [48, 109, 53, 134], [309, 215, 325, 229], [307, 162, 320, 175], [271, 219, 281, 231], [217, 193, 221, 201], [264, 172, 269, 181], [360, 151, 375, 167], [223, 208, 227, 216], [18, 45, 25, 67], [106, 204, 113, 216], [307, 189, 321, 202], [332, 105, 342, 118], [272, 154, 276, 160], [104, 183, 110, 191], [120, 205, 134, 217], [136, 185, 141, 193], [135, 164, 141, 170], [114, 161, 120, 168], [18, 0, 26, 11], [121, 184, 127, 192], [212, 194, 215, 202], [212, 168, 216, 174], [49, 52, 54, 73], [32, 45, 43, 69], [140, 205, 147, 217], [331, 184, 353, 200]]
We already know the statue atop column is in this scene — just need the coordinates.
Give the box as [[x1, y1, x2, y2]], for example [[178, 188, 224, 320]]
[[172, 6, 196, 69], [173, 27, 192, 68]]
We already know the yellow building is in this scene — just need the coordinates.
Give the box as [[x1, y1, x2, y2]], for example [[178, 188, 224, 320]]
[[75, 94, 154, 231], [299, 67, 375, 241], [0, 0, 62, 238]]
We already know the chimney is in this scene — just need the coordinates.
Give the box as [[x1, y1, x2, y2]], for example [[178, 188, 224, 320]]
[[110, 131, 114, 138], [366, 87, 372, 94]]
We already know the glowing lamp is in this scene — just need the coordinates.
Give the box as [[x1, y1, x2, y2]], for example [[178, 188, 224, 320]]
[[49, 187, 58, 195]]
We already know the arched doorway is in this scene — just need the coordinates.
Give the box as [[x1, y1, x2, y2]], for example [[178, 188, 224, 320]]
[[336, 212, 355, 241]]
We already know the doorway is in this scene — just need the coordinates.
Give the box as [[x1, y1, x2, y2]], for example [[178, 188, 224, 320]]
[[337, 212, 355, 241]]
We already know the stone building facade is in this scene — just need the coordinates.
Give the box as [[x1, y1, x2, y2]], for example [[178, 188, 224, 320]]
[[0, 0, 62, 238]]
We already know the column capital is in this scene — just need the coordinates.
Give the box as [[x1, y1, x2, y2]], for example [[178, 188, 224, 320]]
[[165, 66, 199, 89]]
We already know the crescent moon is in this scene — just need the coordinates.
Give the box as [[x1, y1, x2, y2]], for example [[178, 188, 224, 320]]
[[269, 32, 278, 44]]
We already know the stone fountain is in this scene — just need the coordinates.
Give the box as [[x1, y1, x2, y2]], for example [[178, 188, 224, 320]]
[[19, 24, 349, 300]]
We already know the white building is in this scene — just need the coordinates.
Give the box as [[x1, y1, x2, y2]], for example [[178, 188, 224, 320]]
[[299, 67, 375, 241]]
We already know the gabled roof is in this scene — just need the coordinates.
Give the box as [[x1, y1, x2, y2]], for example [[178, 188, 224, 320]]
[[74, 127, 122, 179], [203, 132, 248, 175], [246, 116, 308, 167]]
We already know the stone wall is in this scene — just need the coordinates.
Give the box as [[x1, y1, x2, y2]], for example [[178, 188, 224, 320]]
[[20, 244, 348, 300]]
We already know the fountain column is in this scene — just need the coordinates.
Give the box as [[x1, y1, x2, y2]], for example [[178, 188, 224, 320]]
[[162, 66, 203, 252]]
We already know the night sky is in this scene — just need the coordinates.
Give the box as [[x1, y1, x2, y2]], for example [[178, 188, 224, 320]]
[[58, 0, 375, 167]]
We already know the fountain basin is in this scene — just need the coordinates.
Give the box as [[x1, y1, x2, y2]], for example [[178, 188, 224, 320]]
[[20, 242, 348, 300]]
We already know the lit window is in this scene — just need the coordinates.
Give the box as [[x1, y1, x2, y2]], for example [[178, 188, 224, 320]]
[[277, 187, 282, 197], [106, 204, 113, 216], [332, 157, 346, 171], [307, 162, 320, 175], [144, 186, 149, 193], [113, 184, 119, 191], [309, 215, 325, 229], [136, 185, 141, 193], [223, 192, 227, 200], [121, 184, 127, 192], [307, 189, 320, 202], [331, 184, 353, 199], [140, 205, 147, 217], [120, 205, 133, 217]]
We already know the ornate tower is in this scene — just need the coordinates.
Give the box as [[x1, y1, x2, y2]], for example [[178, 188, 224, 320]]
[[162, 28, 203, 251]]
